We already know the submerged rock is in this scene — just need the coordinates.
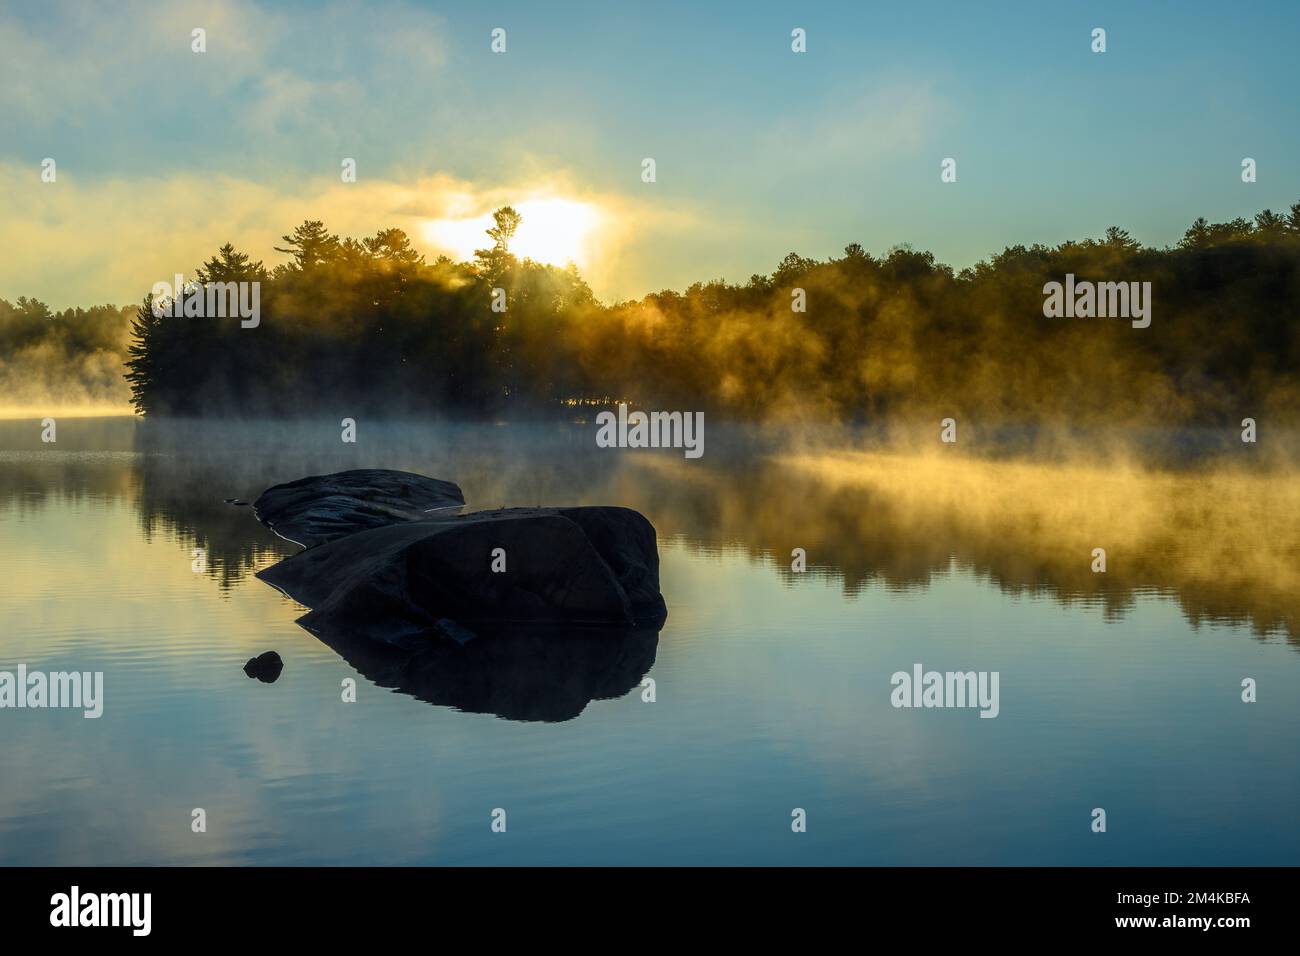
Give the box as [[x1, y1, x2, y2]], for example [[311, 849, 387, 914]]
[[243, 650, 283, 683]]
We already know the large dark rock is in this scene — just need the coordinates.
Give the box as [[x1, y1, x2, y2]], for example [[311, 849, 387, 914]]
[[258, 506, 667, 639], [251, 469, 667, 719], [253, 468, 465, 547], [252, 470, 667, 641]]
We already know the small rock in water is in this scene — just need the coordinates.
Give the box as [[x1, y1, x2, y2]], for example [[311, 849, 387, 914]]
[[244, 650, 284, 683]]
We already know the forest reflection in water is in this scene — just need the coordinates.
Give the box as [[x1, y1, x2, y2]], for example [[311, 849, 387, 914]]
[[2, 415, 1295, 647]]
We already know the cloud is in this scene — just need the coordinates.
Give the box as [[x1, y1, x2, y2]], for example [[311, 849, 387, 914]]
[[0, 0, 446, 146], [0, 0, 278, 124], [0, 0, 762, 305], [0, 163, 701, 307]]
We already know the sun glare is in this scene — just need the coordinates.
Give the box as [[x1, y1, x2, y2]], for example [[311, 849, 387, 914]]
[[422, 197, 602, 269]]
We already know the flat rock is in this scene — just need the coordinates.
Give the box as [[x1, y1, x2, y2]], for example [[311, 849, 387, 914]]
[[253, 468, 465, 547]]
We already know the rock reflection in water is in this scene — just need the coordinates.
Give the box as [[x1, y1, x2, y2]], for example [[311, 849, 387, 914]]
[[308, 619, 660, 722]]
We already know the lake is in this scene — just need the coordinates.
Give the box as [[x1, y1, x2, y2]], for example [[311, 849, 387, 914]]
[[1, 416, 1297, 865]]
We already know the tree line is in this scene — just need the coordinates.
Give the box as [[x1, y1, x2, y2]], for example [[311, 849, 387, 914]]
[[7, 202, 1300, 423], [0, 298, 135, 408]]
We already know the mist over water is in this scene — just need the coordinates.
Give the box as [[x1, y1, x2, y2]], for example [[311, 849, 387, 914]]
[[0, 300, 135, 415], [1, 416, 1297, 864]]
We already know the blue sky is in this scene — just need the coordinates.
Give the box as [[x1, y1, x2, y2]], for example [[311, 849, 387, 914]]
[[1, 0, 1297, 306]]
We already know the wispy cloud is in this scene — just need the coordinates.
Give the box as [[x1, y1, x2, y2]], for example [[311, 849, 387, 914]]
[[0, 0, 448, 149], [0, 163, 703, 307]]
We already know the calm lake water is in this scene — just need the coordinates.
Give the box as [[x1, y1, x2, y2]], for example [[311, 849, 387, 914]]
[[1, 416, 1297, 865]]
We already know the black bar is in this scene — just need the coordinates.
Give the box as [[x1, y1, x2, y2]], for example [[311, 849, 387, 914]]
[[0, 867, 1284, 941]]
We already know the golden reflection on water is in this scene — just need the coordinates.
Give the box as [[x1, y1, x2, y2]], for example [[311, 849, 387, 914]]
[[2, 417, 1296, 644], [772, 449, 1299, 639]]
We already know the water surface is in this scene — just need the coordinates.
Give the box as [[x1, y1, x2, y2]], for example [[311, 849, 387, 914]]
[[1, 417, 1297, 865]]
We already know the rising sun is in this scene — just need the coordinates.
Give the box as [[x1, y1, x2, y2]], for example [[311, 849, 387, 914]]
[[422, 197, 602, 269]]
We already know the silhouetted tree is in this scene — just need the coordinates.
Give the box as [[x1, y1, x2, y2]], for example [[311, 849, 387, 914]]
[[274, 221, 341, 274]]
